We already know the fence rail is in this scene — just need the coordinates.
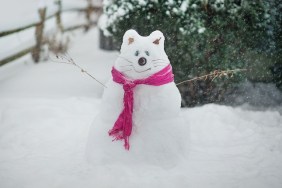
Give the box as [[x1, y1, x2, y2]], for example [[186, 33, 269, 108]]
[[0, 0, 102, 66]]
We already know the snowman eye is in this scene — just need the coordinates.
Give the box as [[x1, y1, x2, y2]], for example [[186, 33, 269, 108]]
[[135, 50, 139, 56], [145, 51, 150, 56]]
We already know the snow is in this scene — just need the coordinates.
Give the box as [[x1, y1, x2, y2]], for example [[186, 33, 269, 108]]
[[0, 0, 39, 32], [0, 28, 35, 60], [0, 0, 100, 62], [1, 28, 282, 188], [180, 1, 189, 13], [0, 29, 116, 98], [0, 0, 95, 32], [198, 27, 206, 34], [98, 14, 111, 36]]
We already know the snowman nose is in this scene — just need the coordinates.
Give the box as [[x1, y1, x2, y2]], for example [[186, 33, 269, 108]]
[[138, 57, 147, 66]]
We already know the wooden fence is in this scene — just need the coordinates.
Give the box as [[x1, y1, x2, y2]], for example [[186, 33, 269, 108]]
[[0, 0, 102, 66]]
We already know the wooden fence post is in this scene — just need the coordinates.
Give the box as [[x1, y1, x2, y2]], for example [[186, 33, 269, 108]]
[[85, 0, 93, 31], [32, 7, 46, 63], [55, 0, 63, 32]]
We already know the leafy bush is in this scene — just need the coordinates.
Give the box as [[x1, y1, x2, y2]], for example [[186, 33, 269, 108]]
[[102, 0, 278, 106]]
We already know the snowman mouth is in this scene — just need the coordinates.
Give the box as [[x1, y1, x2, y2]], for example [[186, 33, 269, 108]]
[[120, 64, 151, 73], [133, 67, 151, 73]]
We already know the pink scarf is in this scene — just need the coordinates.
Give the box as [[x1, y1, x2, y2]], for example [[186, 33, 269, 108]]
[[108, 64, 174, 150]]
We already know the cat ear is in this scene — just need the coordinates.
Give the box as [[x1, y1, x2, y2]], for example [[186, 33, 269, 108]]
[[149, 30, 165, 45], [122, 29, 139, 45]]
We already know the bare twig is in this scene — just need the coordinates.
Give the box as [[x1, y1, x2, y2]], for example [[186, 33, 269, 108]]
[[49, 52, 107, 88], [176, 69, 247, 86], [50, 53, 246, 89]]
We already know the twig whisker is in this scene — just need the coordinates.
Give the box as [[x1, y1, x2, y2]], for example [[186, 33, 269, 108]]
[[49, 52, 107, 88], [152, 59, 166, 62], [119, 64, 133, 68], [118, 56, 133, 64], [176, 69, 247, 86], [153, 61, 166, 64], [121, 69, 132, 72], [154, 65, 166, 67]]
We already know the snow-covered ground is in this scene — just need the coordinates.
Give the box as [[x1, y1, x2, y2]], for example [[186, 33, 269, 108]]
[[0, 0, 98, 32], [0, 0, 101, 61], [1, 27, 282, 188]]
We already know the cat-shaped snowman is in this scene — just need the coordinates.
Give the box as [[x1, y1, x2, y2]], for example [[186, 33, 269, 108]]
[[86, 30, 188, 167]]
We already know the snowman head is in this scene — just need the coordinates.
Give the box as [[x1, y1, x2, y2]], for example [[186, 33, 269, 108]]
[[114, 29, 170, 80]]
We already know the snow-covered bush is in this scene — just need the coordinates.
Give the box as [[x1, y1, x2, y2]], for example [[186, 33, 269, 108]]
[[102, 0, 275, 106]]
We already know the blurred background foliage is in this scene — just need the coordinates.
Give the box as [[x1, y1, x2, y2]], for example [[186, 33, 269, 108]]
[[101, 0, 282, 107]]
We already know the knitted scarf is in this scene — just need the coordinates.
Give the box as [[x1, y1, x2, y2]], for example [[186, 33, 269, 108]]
[[108, 64, 174, 150]]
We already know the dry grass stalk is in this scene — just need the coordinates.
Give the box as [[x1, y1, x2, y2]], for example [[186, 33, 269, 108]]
[[45, 32, 70, 54], [176, 69, 248, 86], [49, 52, 107, 88]]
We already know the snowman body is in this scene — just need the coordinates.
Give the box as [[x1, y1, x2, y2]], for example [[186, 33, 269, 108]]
[[86, 30, 188, 167]]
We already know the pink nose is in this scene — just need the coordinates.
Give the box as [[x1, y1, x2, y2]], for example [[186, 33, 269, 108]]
[[138, 57, 147, 66]]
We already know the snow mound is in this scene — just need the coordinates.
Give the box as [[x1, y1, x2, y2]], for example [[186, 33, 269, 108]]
[[1, 101, 282, 188]]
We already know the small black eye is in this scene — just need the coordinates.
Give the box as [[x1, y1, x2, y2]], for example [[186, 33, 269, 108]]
[[145, 51, 150, 56], [135, 50, 139, 56]]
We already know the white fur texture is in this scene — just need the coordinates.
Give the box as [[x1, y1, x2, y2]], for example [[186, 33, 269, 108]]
[[86, 30, 188, 167]]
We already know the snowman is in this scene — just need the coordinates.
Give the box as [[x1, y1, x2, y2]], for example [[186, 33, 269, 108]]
[[86, 30, 188, 167]]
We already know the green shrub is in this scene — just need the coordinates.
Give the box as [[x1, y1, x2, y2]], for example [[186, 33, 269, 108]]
[[102, 0, 278, 106]]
